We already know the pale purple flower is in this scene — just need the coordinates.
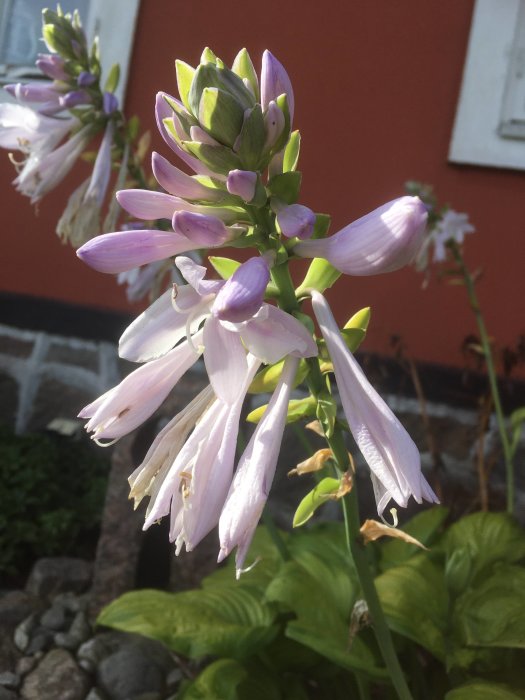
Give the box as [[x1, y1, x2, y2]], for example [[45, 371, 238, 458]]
[[5, 81, 61, 104], [431, 209, 475, 262], [117, 260, 167, 303], [294, 196, 428, 275], [261, 50, 295, 122], [118, 256, 316, 404], [116, 188, 238, 224], [14, 124, 91, 203], [218, 354, 299, 575], [311, 290, 438, 517], [276, 203, 315, 240], [212, 257, 270, 322], [152, 151, 222, 201], [59, 90, 91, 109], [36, 54, 68, 81], [0, 104, 76, 153], [172, 211, 231, 246], [77, 71, 97, 87], [226, 169, 257, 202], [140, 356, 261, 553], [78, 330, 203, 442], [103, 92, 119, 115]]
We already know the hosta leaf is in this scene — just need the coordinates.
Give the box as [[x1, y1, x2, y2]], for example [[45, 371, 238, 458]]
[[445, 680, 525, 699], [375, 553, 448, 660], [97, 586, 277, 659]]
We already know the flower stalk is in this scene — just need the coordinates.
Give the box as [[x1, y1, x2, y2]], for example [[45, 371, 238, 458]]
[[449, 240, 515, 514]]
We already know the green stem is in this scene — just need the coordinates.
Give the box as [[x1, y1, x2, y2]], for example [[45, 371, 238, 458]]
[[267, 264, 412, 698], [307, 361, 413, 700], [450, 242, 514, 514]]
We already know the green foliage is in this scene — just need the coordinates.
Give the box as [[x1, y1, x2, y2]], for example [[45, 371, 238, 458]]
[[0, 425, 108, 577], [99, 510, 525, 698]]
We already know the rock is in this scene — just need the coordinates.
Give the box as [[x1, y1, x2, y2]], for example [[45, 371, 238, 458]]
[[0, 687, 18, 700], [13, 616, 38, 654], [21, 649, 89, 700], [85, 690, 107, 700], [165, 667, 183, 694], [96, 644, 168, 700], [68, 611, 91, 644], [0, 592, 42, 671], [52, 592, 85, 614], [15, 657, 36, 678], [53, 632, 79, 652], [0, 672, 19, 689], [25, 629, 54, 656], [26, 558, 92, 599], [40, 603, 68, 631]]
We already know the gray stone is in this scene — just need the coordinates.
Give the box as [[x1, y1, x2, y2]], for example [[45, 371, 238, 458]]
[[68, 611, 91, 643], [21, 649, 89, 700], [14, 658, 36, 678], [25, 629, 54, 656], [40, 603, 68, 631], [77, 634, 118, 673], [53, 592, 86, 614], [165, 667, 183, 693], [53, 632, 80, 652], [0, 593, 42, 671], [26, 558, 92, 599], [0, 687, 17, 700], [13, 616, 38, 653], [85, 690, 107, 700], [97, 646, 165, 700], [0, 672, 19, 689]]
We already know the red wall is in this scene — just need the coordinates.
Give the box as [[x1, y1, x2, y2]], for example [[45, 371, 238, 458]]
[[2, 1, 523, 370]]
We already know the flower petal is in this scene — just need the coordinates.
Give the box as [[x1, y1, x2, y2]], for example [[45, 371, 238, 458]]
[[203, 316, 248, 404], [240, 305, 317, 364], [76, 230, 198, 273]]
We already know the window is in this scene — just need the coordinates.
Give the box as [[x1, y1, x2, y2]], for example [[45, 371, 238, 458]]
[[0, 0, 140, 103], [449, 0, 525, 171]]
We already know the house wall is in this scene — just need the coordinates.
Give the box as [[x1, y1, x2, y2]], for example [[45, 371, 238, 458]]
[[1, 0, 523, 371]]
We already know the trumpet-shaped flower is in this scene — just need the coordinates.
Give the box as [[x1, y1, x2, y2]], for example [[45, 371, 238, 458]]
[[294, 196, 428, 275], [219, 354, 299, 575], [431, 209, 475, 262], [118, 256, 316, 404], [311, 290, 438, 516]]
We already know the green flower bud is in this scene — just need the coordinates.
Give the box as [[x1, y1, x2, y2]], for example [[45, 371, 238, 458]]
[[188, 64, 255, 119], [198, 87, 245, 147], [234, 105, 266, 170], [231, 48, 259, 101]]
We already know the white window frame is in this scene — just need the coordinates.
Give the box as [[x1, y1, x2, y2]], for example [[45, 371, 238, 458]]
[[0, 0, 141, 104], [449, 0, 525, 171]]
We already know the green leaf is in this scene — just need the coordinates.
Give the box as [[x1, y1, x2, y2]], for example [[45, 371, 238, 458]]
[[97, 587, 277, 659], [292, 477, 341, 527], [445, 680, 525, 699], [444, 513, 525, 592], [316, 391, 337, 438], [188, 63, 255, 118], [178, 658, 245, 700], [283, 130, 301, 172], [379, 506, 449, 571], [268, 171, 302, 204], [231, 48, 259, 101], [104, 63, 120, 94], [175, 60, 195, 111], [247, 395, 316, 425], [455, 565, 525, 649], [375, 554, 448, 660], [198, 87, 245, 147], [127, 115, 140, 141], [209, 256, 241, 280], [296, 258, 341, 298]]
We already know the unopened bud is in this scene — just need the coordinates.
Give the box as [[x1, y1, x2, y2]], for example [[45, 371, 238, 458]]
[[226, 169, 257, 202], [212, 257, 269, 323], [276, 203, 315, 240]]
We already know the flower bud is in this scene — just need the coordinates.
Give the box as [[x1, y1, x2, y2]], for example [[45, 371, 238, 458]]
[[264, 100, 285, 149], [103, 92, 119, 114], [226, 169, 257, 202], [5, 82, 60, 103], [261, 50, 295, 122], [172, 211, 230, 246], [77, 71, 97, 87], [276, 203, 315, 240], [198, 87, 245, 147], [36, 54, 68, 81], [294, 196, 428, 275], [212, 257, 270, 323], [59, 90, 90, 109]]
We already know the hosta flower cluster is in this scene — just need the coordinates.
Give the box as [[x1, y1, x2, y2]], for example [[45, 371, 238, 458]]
[[75, 47, 437, 573]]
